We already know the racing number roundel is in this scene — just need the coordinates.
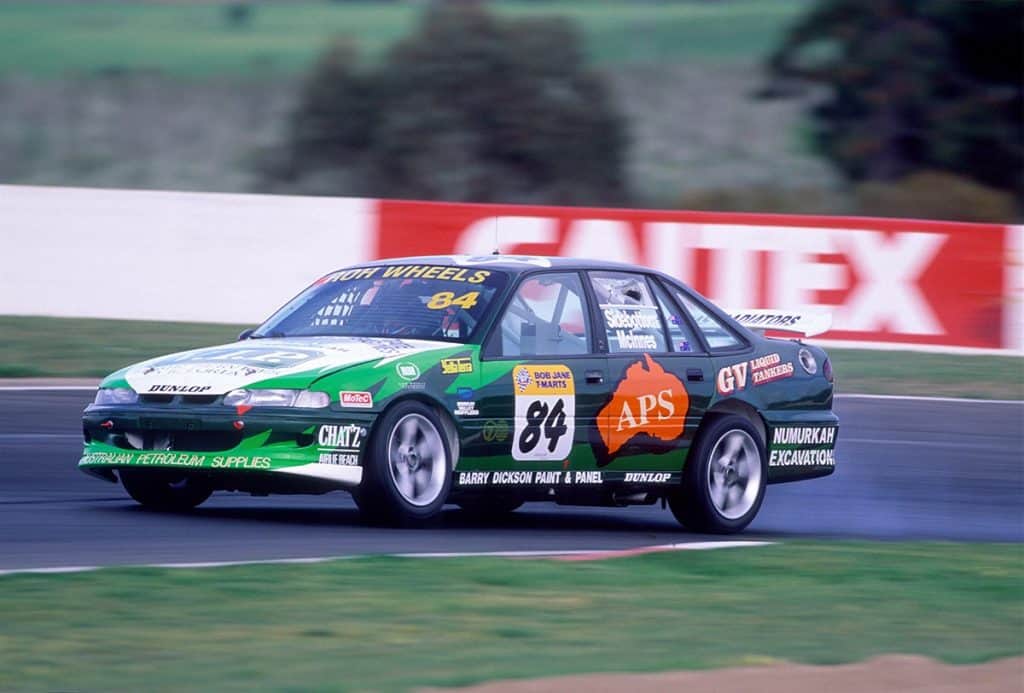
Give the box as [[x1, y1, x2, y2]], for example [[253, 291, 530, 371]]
[[512, 365, 575, 461]]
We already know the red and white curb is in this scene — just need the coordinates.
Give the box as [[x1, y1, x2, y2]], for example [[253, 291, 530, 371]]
[[0, 541, 774, 576]]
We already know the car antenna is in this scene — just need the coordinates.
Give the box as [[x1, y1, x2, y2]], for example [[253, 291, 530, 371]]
[[492, 216, 500, 255]]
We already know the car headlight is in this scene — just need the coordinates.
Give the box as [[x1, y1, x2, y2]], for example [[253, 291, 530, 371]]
[[94, 387, 139, 405], [223, 389, 329, 409]]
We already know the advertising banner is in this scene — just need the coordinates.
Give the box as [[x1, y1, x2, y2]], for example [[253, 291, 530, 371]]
[[378, 200, 1019, 351], [2, 186, 1020, 352]]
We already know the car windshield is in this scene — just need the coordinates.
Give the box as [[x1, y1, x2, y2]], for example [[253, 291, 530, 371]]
[[253, 264, 508, 342]]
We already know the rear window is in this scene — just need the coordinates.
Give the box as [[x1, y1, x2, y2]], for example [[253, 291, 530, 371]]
[[255, 264, 508, 342]]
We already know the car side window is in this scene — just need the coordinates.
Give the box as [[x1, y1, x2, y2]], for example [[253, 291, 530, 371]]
[[496, 273, 591, 357], [673, 289, 743, 350], [589, 271, 668, 354], [650, 281, 701, 353]]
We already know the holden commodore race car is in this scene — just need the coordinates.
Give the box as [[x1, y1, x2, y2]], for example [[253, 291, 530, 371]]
[[80, 255, 838, 533]]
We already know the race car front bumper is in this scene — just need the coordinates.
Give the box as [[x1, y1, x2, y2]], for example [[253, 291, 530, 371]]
[[79, 404, 375, 492]]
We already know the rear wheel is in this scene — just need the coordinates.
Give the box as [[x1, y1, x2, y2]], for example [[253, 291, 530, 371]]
[[355, 401, 453, 526], [668, 415, 766, 534], [120, 470, 213, 510]]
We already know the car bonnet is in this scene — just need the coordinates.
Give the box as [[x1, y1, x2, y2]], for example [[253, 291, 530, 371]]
[[122, 336, 454, 396]]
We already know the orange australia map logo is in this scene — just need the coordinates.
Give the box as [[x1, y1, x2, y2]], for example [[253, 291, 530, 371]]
[[596, 354, 690, 464]]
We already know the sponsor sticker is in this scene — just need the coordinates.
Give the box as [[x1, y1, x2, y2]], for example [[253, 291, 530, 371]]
[[79, 451, 271, 469], [482, 419, 509, 443], [768, 425, 837, 468], [323, 265, 492, 284], [317, 423, 367, 449], [597, 354, 689, 459], [145, 384, 213, 394], [456, 470, 602, 486], [396, 362, 421, 381], [717, 352, 795, 395], [440, 357, 474, 375], [317, 423, 367, 466], [512, 365, 575, 462], [454, 401, 480, 417], [339, 391, 373, 408], [769, 449, 836, 467], [731, 312, 801, 328], [622, 472, 672, 484]]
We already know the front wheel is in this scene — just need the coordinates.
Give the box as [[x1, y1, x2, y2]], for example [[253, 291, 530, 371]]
[[120, 470, 213, 510], [354, 401, 453, 526], [668, 415, 766, 534]]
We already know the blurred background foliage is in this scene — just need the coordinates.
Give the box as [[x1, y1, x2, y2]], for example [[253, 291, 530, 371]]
[[271, 4, 628, 204], [0, 0, 1020, 220]]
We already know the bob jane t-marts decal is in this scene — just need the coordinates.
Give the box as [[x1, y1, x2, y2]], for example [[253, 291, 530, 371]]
[[512, 364, 575, 462]]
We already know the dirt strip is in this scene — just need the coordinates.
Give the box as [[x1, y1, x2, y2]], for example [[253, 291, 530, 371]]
[[428, 656, 1023, 693], [0, 378, 100, 388]]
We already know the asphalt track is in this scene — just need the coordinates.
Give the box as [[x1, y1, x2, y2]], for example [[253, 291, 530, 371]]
[[0, 390, 1021, 571]]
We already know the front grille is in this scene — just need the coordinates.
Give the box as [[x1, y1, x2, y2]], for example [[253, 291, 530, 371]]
[[181, 395, 219, 405], [138, 394, 220, 405], [115, 429, 243, 452]]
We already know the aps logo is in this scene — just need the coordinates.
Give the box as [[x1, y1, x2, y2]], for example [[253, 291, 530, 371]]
[[597, 354, 690, 459]]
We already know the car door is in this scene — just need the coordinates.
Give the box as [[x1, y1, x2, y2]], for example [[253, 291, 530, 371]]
[[585, 271, 715, 476], [470, 271, 608, 480]]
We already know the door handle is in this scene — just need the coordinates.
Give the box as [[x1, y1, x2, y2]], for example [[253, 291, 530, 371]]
[[585, 370, 604, 384], [686, 368, 704, 382]]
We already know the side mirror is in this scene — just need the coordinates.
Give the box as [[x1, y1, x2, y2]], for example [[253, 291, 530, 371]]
[[237, 328, 255, 341]]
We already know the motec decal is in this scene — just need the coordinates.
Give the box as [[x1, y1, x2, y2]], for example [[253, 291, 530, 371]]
[[597, 354, 690, 460], [339, 391, 373, 408], [512, 365, 575, 462]]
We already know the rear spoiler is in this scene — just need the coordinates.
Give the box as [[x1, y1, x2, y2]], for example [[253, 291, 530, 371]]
[[728, 309, 832, 338]]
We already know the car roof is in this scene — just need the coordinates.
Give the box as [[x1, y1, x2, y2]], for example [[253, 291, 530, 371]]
[[354, 255, 658, 276]]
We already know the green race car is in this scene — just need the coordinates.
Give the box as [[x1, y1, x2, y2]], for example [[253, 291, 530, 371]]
[[80, 255, 838, 533]]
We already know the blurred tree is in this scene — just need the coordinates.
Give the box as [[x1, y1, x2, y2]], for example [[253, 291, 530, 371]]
[[223, 2, 254, 29], [766, 0, 1023, 206], [275, 3, 627, 204]]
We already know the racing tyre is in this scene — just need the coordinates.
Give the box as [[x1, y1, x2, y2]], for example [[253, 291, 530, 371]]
[[355, 401, 453, 526], [120, 470, 213, 510], [669, 415, 766, 534]]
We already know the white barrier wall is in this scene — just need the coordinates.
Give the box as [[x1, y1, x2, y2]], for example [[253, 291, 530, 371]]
[[1, 186, 376, 324], [1, 185, 1021, 353]]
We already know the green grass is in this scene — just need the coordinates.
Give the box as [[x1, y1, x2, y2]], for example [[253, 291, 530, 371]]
[[0, 542, 1020, 690], [0, 1, 804, 78], [0, 316, 241, 378], [2, 315, 1021, 399], [828, 347, 1024, 400]]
